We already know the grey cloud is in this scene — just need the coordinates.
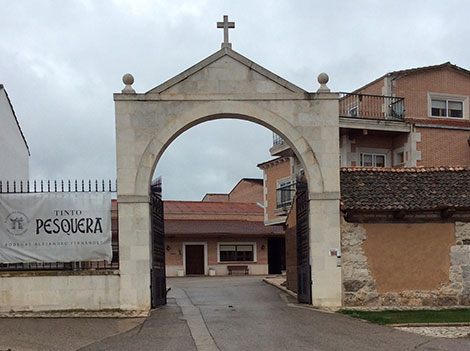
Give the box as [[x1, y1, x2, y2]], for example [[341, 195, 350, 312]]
[[2, 0, 469, 199]]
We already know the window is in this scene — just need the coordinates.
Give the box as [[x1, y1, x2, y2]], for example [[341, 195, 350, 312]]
[[219, 244, 254, 262], [276, 178, 294, 208], [431, 99, 463, 118], [361, 153, 385, 167]]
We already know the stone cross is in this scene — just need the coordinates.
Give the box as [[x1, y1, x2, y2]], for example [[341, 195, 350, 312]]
[[217, 15, 235, 49]]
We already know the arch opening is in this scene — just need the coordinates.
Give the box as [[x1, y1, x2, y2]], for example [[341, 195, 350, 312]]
[[144, 116, 315, 307], [135, 110, 324, 199]]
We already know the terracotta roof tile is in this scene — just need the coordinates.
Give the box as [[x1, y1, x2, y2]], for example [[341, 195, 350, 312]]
[[164, 201, 263, 215], [340, 167, 470, 211], [165, 219, 284, 236]]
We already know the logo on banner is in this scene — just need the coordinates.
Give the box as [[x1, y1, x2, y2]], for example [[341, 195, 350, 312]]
[[4, 211, 29, 236]]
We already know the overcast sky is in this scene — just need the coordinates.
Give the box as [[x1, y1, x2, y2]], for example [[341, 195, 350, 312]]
[[2, 0, 470, 200]]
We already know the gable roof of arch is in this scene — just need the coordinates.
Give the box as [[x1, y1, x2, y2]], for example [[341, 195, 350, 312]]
[[146, 47, 306, 95]]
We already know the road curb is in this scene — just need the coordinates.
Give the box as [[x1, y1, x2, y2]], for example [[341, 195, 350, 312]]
[[262, 277, 297, 298], [0, 310, 149, 318]]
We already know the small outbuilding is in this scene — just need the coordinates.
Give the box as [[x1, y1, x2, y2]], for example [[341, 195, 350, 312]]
[[286, 167, 470, 308]]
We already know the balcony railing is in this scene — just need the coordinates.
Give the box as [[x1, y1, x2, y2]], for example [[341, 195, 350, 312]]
[[339, 93, 405, 121], [273, 133, 285, 146]]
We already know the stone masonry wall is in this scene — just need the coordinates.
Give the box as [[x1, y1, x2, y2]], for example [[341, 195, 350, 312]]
[[341, 218, 470, 308], [341, 218, 378, 306]]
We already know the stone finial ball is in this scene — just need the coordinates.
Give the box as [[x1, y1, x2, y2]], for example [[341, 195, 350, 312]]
[[122, 73, 134, 85], [317, 73, 329, 85]]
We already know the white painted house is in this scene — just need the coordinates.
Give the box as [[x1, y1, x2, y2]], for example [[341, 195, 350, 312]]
[[0, 84, 29, 182]]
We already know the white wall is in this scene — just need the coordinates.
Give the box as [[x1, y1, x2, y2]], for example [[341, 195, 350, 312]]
[[0, 87, 29, 182], [0, 274, 121, 312]]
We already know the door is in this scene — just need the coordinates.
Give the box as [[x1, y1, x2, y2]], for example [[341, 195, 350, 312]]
[[268, 237, 286, 274], [296, 181, 312, 304], [150, 180, 167, 308], [185, 245, 205, 275]]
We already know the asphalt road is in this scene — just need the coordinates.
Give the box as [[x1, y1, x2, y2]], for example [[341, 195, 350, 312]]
[[164, 276, 470, 351], [2, 276, 470, 350], [84, 276, 469, 351]]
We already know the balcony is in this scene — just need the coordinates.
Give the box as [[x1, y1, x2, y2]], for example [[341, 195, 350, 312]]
[[339, 93, 411, 133], [270, 133, 293, 157], [339, 92, 405, 121], [273, 133, 284, 146]]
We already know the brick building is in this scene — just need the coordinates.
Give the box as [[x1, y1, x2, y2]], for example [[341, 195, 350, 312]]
[[260, 62, 470, 227], [164, 179, 284, 277], [201, 178, 264, 204], [258, 62, 470, 307]]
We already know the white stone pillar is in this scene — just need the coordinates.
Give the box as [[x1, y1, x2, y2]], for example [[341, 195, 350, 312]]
[[309, 195, 342, 307], [308, 74, 342, 307], [117, 199, 151, 311]]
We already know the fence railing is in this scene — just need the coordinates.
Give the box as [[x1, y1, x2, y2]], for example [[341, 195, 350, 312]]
[[0, 179, 116, 193], [0, 180, 119, 272], [339, 92, 405, 121], [272, 133, 285, 146]]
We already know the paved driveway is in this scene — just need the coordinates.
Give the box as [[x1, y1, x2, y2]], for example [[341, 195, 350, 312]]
[[85, 276, 469, 351], [2, 276, 469, 350]]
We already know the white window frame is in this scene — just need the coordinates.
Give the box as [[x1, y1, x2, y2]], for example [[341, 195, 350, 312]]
[[276, 177, 291, 189], [276, 177, 294, 208], [357, 147, 391, 167], [217, 242, 257, 263], [428, 92, 468, 119], [360, 153, 386, 167]]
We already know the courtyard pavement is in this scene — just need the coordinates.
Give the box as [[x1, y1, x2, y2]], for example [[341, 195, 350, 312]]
[[1, 276, 470, 350]]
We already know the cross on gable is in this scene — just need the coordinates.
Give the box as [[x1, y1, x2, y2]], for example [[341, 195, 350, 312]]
[[217, 15, 235, 49]]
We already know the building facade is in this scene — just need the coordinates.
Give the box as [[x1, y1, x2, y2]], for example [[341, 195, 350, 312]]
[[0, 84, 29, 182], [260, 62, 470, 226], [258, 62, 470, 308], [164, 178, 284, 277]]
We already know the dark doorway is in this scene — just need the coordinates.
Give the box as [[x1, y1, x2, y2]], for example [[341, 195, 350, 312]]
[[268, 237, 286, 274], [185, 245, 205, 275]]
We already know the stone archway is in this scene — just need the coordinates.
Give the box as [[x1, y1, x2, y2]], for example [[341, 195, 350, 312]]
[[114, 47, 342, 311]]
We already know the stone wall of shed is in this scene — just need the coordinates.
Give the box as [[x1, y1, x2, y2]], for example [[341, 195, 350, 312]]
[[341, 217, 470, 308]]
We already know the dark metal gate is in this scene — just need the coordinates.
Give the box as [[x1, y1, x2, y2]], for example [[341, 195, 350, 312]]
[[150, 179, 167, 308], [296, 181, 312, 304]]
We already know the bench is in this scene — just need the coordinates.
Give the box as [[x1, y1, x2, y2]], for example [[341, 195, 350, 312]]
[[227, 265, 249, 275]]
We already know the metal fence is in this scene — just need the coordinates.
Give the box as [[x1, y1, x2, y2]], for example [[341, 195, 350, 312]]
[[339, 92, 405, 121], [0, 180, 119, 272]]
